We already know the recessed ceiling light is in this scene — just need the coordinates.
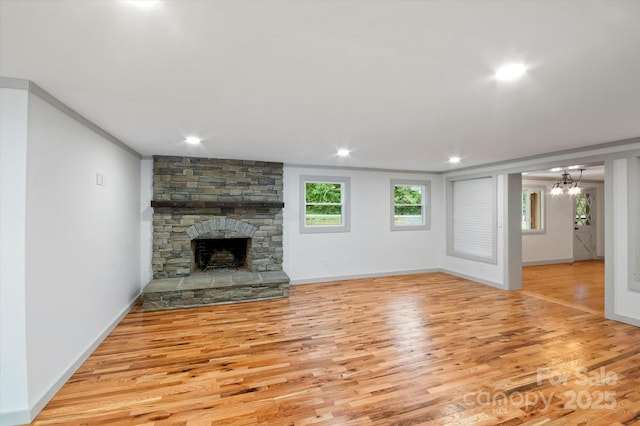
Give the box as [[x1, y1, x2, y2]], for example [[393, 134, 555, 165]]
[[550, 167, 563, 172], [495, 63, 527, 81], [337, 148, 350, 157], [185, 136, 201, 145], [122, 0, 158, 8], [567, 165, 583, 170], [448, 156, 461, 164]]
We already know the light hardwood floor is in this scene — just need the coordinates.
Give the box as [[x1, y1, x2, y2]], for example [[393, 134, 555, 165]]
[[32, 270, 639, 425], [522, 260, 605, 315]]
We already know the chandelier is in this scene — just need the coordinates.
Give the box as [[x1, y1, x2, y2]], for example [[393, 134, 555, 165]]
[[550, 169, 584, 195]]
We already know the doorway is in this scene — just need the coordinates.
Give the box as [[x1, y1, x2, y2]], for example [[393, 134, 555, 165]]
[[573, 189, 596, 261], [521, 166, 605, 314]]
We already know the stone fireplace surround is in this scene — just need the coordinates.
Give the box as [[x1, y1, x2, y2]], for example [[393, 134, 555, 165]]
[[142, 156, 290, 310]]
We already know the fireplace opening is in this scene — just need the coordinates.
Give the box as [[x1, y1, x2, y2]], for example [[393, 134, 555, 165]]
[[191, 238, 251, 272]]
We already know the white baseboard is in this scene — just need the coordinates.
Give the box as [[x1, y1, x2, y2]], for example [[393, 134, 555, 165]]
[[522, 258, 574, 266], [289, 268, 441, 285], [289, 267, 504, 291], [605, 312, 640, 327], [437, 269, 505, 290], [0, 409, 29, 426], [0, 293, 141, 426]]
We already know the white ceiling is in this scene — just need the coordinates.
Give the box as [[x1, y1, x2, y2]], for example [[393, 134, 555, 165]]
[[1, 0, 639, 171], [525, 164, 605, 181]]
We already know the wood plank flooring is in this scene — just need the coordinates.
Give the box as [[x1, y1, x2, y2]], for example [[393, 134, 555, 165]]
[[522, 260, 605, 314], [32, 271, 640, 425]]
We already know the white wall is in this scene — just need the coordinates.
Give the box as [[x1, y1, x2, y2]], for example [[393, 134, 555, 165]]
[[140, 158, 154, 286], [283, 166, 443, 283], [0, 88, 30, 423], [609, 157, 640, 323], [0, 85, 142, 423], [633, 157, 640, 290], [522, 178, 605, 264]]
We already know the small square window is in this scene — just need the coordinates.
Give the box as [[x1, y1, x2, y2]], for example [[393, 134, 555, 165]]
[[391, 179, 430, 231], [300, 176, 350, 234]]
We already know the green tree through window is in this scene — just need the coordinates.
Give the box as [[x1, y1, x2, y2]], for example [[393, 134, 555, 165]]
[[394, 185, 423, 218], [305, 182, 343, 225], [391, 180, 429, 229]]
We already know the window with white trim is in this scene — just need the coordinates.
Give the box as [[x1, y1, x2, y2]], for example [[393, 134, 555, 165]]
[[447, 176, 497, 263], [300, 176, 350, 234], [391, 179, 430, 230], [522, 188, 545, 232]]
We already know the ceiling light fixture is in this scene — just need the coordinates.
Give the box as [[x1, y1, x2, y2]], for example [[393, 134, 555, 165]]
[[123, 0, 158, 8], [495, 63, 527, 81], [185, 136, 201, 145], [550, 169, 584, 196], [337, 148, 350, 157], [448, 156, 461, 164]]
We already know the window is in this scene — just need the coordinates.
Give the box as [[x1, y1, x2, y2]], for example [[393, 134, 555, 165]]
[[391, 179, 430, 230], [446, 176, 497, 263], [522, 188, 545, 232], [300, 176, 350, 233], [574, 192, 593, 226]]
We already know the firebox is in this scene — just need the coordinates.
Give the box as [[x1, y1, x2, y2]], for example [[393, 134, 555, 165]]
[[190, 238, 251, 272]]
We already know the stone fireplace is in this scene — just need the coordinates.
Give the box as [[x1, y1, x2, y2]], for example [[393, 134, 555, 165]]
[[142, 156, 290, 310]]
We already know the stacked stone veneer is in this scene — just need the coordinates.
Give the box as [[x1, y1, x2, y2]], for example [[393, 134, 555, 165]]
[[152, 156, 284, 278]]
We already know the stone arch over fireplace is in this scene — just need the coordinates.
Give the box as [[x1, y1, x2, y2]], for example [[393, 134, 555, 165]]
[[186, 217, 258, 240]]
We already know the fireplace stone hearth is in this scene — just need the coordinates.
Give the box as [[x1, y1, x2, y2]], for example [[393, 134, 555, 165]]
[[143, 270, 289, 311]]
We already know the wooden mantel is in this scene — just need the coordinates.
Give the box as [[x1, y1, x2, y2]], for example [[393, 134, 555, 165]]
[[150, 200, 285, 209]]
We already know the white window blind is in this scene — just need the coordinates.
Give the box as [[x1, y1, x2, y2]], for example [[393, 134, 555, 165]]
[[451, 177, 495, 261]]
